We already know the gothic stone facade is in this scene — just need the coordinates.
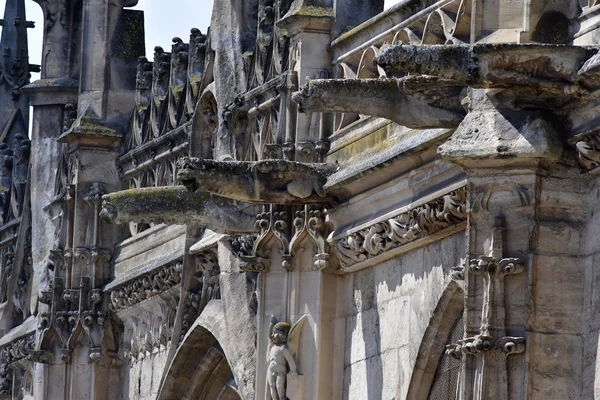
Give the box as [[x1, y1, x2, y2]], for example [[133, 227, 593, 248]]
[[1, 0, 600, 399]]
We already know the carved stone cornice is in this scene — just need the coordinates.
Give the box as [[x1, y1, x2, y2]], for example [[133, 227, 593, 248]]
[[109, 260, 183, 311], [334, 187, 467, 271]]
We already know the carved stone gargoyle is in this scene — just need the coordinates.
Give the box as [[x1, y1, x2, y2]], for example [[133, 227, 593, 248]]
[[177, 157, 342, 205], [375, 43, 600, 110], [293, 76, 466, 129], [100, 186, 258, 234]]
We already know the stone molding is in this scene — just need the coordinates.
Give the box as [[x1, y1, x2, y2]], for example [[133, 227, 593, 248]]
[[334, 187, 467, 271], [109, 260, 183, 311]]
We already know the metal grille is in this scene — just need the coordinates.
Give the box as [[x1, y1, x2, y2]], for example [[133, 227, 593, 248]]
[[427, 313, 464, 400]]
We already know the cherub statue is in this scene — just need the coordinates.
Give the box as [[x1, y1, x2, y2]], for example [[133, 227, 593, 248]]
[[267, 315, 307, 400]]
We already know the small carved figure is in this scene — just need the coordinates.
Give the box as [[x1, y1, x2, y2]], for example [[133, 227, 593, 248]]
[[267, 315, 306, 400]]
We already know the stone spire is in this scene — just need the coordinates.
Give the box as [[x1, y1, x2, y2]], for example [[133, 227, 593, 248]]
[[0, 0, 37, 140]]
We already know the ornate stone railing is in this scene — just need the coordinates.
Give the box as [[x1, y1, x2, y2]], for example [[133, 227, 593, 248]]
[[117, 30, 208, 236], [240, 71, 303, 161], [329, 0, 471, 133], [0, 133, 31, 323]]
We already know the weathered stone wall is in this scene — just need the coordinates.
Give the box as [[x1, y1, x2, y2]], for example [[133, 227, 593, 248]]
[[582, 177, 600, 400], [340, 232, 465, 400]]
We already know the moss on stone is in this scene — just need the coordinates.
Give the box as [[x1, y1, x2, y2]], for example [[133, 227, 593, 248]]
[[295, 6, 334, 18]]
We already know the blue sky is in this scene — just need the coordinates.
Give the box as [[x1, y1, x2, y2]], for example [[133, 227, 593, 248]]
[[0, 0, 401, 78]]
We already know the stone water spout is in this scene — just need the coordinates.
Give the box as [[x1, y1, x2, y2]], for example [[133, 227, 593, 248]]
[[292, 76, 466, 129], [100, 186, 258, 234], [375, 43, 600, 109], [177, 157, 343, 205]]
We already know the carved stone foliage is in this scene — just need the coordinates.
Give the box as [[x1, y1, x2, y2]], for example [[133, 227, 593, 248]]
[[0, 333, 35, 395], [1, 334, 35, 365], [335, 187, 467, 269], [195, 250, 220, 301], [180, 249, 221, 341], [110, 260, 183, 311], [576, 132, 600, 170], [180, 290, 201, 341], [231, 235, 256, 258]]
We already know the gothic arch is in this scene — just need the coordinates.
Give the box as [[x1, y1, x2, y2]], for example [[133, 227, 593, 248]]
[[406, 280, 464, 400], [157, 300, 250, 400]]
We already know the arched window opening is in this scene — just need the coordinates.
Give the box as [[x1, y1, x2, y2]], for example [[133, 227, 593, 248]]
[[427, 313, 464, 400]]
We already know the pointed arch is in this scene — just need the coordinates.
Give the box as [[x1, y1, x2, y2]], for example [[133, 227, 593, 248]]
[[158, 300, 254, 400], [406, 280, 464, 400]]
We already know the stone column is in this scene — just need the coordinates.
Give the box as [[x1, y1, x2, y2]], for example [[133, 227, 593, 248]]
[[440, 89, 586, 399], [277, 0, 334, 158], [22, 0, 80, 392]]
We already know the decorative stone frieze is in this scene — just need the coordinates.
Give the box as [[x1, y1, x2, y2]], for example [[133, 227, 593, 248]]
[[0, 334, 34, 365], [335, 187, 467, 270], [0, 333, 35, 395], [109, 260, 183, 311]]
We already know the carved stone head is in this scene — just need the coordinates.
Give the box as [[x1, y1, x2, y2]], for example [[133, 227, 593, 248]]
[[271, 322, 291, 345]]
